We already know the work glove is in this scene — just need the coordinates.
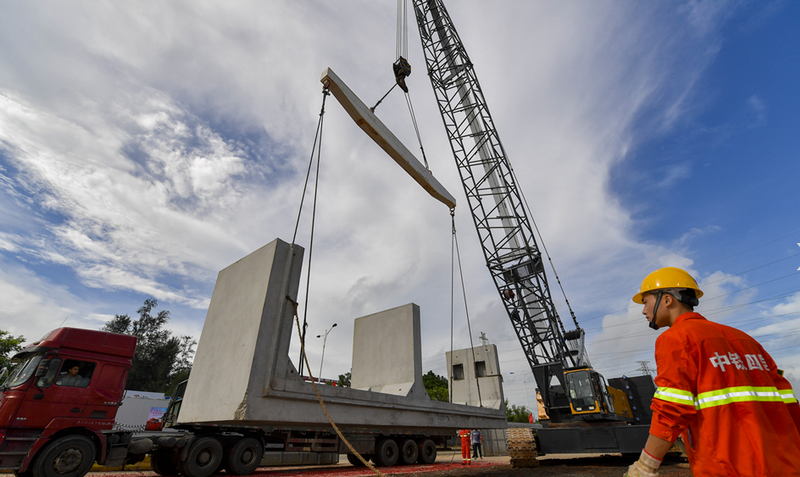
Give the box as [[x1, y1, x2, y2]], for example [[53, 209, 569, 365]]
[[623, 449, 662, 477]]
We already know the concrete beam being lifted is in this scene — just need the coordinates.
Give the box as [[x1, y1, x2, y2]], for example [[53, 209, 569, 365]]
[[321, 67, 456, 210]]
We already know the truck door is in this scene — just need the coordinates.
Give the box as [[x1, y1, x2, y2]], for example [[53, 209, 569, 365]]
[[15, 359, 96, 428], [84, 363, 128, 421]]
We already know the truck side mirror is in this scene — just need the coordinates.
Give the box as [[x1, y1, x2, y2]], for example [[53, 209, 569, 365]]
[[35, 359, 51, 377]]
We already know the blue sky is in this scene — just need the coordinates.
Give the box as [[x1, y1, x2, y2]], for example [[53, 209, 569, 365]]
[[1, 1, 798, 410]]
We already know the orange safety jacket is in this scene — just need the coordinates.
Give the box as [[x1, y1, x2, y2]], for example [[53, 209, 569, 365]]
[[458, 429, 471, 462], [650, 312, 800, 476]]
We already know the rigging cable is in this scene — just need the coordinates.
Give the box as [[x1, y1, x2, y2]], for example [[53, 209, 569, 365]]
[[294, 87, 329, 376], [404, 91, 429, 169], [452, 209, 484, 407]]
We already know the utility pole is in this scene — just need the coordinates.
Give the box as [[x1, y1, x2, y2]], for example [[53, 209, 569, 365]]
[[636, 360, 656, 376]]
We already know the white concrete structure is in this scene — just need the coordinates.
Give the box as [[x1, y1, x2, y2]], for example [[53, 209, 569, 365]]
[[447, 344, 505, 410], [351, 303, 427, 398], [180, 238, 506, 432], [321, 67, 456, 209]]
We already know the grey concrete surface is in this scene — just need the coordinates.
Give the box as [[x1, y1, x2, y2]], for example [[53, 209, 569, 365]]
[[178, 237, 506, 432], [448, 345, 504, 410], [351, 303, 427, 399]]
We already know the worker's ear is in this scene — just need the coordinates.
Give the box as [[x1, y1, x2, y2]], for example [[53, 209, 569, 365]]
[[662, 293, 674, 307]]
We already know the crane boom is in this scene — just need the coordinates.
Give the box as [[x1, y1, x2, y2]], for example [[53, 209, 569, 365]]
[[411, 0, 590, 406]]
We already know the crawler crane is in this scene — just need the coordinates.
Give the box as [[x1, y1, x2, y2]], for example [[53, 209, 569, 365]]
[[410, 0, 656, 454]]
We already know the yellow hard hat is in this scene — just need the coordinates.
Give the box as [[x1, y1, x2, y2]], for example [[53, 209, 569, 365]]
[[632, 267, 703, 304]]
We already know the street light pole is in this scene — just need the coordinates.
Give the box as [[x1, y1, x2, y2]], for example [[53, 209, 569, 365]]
[[316, 323, 337, 383], [509, 371, 532, 416]]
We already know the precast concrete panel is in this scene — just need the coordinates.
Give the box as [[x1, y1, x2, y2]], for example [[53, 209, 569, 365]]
[[179, 237, 506, 431], [351, 304, 427, 398], [179, 239, 304, 423]]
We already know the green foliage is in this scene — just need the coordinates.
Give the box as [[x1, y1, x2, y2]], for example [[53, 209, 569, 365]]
[[103, 298, 196, 394], [505, 399, 531, 422], [0, 329, 26, 374], [338, 372, 351, 387], [423, 370, 449, 402]]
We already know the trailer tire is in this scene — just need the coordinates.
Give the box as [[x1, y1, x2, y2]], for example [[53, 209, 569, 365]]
[[179, 437, 223, 477], [32, 435, 96, 477], [399, 439, 418, 465], [346, 453, 367, 467], [373, 439, 398, 467], [417, 439, 436, 465], [151, 450, 180, 476], [225, 438, 262, 476]]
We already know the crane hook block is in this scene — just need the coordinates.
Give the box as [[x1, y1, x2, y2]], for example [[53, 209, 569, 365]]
[[320, 67, 456, 209], [393, 56, 411, 93]]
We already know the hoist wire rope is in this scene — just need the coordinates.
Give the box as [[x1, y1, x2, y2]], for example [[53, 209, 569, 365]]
[[287, 297, 386, 477], [450, 210, 456, 404], [294, 88, 329, 376], [404, 91, 429, 169], [285, 91, 384, 476], [396, 0, 408, 60], [292, 90, 329, 245], [452, 209, 484, 407]]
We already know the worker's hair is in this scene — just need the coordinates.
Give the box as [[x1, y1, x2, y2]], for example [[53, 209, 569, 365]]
[[661, 288, 698, 310]]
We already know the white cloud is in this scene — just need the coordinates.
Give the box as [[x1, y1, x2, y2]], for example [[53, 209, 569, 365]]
[[0, 1, 795, 399]]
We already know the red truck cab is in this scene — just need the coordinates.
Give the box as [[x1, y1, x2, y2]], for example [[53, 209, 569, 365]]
[[0, 328, 138, 477]]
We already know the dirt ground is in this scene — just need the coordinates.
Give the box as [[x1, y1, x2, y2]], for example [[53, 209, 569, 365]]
[[90, 452, 692, 477], [412, 454, 692, 477]]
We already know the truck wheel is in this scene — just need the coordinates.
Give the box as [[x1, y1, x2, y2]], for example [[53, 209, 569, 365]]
[[417, 439, 436, 464], [346, 453, 366, 467], [32, 435, 96, 477], [399, 439, 418, 465], [373, 439, 398, 467], [225, 438, 262, 476], [151, 450, 180, 476], [179, 437, 223, 477]]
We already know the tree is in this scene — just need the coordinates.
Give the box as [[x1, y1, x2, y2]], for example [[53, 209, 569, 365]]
[[505, 399, 531, 423], [103, 298, 196, 394], [0, 330, 26, 376], [338, 372, 351, 387], [423, 370, 449, 402]]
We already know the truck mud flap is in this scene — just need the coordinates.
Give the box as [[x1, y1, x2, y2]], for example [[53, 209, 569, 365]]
[[536, 425, 650, 455]]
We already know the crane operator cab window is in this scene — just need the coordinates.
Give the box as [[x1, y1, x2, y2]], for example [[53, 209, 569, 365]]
[[565, 370, 598, 413]]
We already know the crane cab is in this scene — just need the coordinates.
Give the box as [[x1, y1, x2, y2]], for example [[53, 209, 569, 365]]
[[564, 367, 633, 422]]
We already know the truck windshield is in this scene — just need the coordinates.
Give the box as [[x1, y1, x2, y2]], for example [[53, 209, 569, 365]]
[[1, 355, 42, 389]]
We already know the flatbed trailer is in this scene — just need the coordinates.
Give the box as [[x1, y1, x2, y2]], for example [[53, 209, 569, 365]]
[[149, 238, 507, 477]]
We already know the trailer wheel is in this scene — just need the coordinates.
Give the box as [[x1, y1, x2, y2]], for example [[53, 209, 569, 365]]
[[417, 439, 436, 465], [399, 439, 418, 465], [32, 435, 96, 477], [225, 438, 262, 476], [373, 439, 398, 467], [346, 453, 366, 467], [151, 449, 180, 476], [179, 437, 223, 477]]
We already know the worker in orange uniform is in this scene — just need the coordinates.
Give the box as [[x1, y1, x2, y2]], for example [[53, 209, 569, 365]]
[[624, 267, 800, 477], [458, 429, 471, 465]]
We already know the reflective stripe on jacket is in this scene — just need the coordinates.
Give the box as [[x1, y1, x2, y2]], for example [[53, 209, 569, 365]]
[[651, 312, 800, 476]]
